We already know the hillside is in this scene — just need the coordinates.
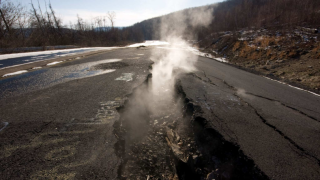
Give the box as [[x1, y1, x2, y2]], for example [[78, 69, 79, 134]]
[[124, 0, 320, 41], [123, 0, 320, 93]]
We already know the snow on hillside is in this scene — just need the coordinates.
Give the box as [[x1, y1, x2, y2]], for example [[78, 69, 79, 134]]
[[127, 41, 169, 47]]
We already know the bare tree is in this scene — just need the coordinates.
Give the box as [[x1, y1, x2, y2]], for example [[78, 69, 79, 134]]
[[0, 0, 10, 34], [30, 0, 45, 35], [107, 11, 116, 28], [49, 1, 62, 36], [76, 14, 84, 31]]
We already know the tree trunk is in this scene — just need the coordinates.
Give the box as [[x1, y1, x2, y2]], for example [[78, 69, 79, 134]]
[[0, 8, 10, 33]]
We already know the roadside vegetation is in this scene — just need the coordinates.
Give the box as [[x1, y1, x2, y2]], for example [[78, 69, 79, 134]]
[[0, 0, 127, 52]]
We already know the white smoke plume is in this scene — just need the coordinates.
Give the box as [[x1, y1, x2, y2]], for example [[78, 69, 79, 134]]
[[150, 4, 214, 105], [122, 3, 215, 141]]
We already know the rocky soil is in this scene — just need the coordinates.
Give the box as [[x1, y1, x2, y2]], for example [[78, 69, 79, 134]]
[[198, 27, 320, 94]]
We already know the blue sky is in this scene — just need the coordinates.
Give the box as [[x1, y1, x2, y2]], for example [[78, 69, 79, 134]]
[[13, 0, 224, 27]]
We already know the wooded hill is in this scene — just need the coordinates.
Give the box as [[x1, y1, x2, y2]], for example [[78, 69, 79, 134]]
[[123, 0, 320, 42], [1, 0, 320, 51]]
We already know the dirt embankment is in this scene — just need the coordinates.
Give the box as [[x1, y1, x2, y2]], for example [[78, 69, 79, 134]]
[[199, 28, 320, 93]]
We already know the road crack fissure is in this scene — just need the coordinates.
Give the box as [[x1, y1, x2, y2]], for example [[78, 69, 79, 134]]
[[254, 108, 320, 166], [192, 74, 320, 168], [204, 73, 319, 123], [202, 93, 239, 143], [202, 71, 217, 86], [113, 73, 270, 179], [176, 79, 270, 180], [191, 72, 217, 86], [246, 92, 320, 123], [232, 92, 320, 166]]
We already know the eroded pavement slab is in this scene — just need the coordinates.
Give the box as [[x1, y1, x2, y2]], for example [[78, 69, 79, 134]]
[[178, 72, 320, 180]]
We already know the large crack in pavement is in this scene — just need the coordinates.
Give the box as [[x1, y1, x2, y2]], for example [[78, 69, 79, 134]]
[[112, 70, 269, 179], [177, 80, 269, 180], [230, 91, 320, 166], [180, 71, 320, 179], [202, 71, 320, 166], [251, 107, 320, 166], [244, 92, 319, 123], [113, 74, 185, 179], [212, 76, 320, 166]]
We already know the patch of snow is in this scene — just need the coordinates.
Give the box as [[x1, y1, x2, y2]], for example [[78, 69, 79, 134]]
[[0, 47, 121, 61], [264, 77, 320, 97], [214, 57, 228, 63], [127, 41, 169, 47], [238, 37, 249, 41], [32, 67, 42, 69], [115, 73, 134, 82], [3, 70, 28, 77], [241, 30, 253, 35], [47, 61, 63, 66]]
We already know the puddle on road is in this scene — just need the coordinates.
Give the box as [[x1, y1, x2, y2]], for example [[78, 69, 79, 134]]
[[0, 59, 123, 98], [115, 73, 133, 82], [91, 62, 128, 70], [53, 69, 116, 84]]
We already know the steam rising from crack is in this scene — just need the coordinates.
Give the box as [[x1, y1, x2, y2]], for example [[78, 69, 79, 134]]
[[116, 4, 215, 178], [160, 7, 214, 40], [122, 1, 215, 148], [150, 5, 214, 103]]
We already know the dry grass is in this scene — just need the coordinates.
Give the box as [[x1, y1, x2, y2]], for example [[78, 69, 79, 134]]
[[232, 41, 241, 51], [311, 42, 320, 59], [238, 41, 254, 58], [254, 36, 281, 48]]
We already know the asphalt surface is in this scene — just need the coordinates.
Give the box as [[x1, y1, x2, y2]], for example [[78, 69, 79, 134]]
[[0, 47, 152, 179], [0, 48, 117, 70], [180, 56, 320, 179], [0, 47, 319, 179]]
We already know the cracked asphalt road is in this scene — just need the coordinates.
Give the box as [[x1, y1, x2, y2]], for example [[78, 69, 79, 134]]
[[0, 48, 152, 179], [0, 47, 319, 179], [180, 56, 320, 179]]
